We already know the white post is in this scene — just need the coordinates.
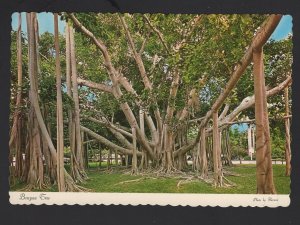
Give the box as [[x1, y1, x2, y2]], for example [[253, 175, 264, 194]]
[[247, 124, 255, 160], [251, 125, 255, 160]]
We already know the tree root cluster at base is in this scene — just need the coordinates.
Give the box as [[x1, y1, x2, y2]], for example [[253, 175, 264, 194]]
[[64, 171, 91, 192], [107, 167, 238, 189]]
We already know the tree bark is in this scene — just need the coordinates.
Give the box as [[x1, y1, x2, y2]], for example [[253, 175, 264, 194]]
[[77, 78, 112, 93], [200, 127, 208, 178], [131, 127, 138, 174], [69, 25, 87, 181], [27, 13, 74, 191], [54, 13, 66, 192], [10, 13, 23, 178], [162, 70, 180, 171], [284, 86, 291, 176], [26, 13, 45, 188], [253, 47, 276, 194], [213, 111, 222, 187]]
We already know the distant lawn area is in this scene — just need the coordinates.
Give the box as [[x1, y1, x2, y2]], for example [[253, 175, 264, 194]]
[[10, 164, 290, 194]]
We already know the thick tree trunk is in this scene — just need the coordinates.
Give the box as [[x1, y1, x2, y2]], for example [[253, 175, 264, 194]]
[[25, 13, 45, 189], [213, 111, 222, 187], [26, 13, 57, 165], [68, 25, 87, 182], [26, 108, 44, 188], [131, 127, 138, 174], [139, 109, 146, 169], [200, 127, 208, 178], [284, 87, 291, 176], [41, 125, 56, 183], [162, 70, 180, 171], [54, 13, 66, 191], [192, 141, 201, 172], [253, 47, 276, 194], [162, 124, 175, 172], [10, 13, 23, 179], [66, 24, 78, 179], [223, 128, 232, 166], [70, 26, 83, 168], [24, 13, 81, 191]]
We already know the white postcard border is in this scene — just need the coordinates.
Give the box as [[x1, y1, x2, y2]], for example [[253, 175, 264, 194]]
[[9, 192, 290, 207]]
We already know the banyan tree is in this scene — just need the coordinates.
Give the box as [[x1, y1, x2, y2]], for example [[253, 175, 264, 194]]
[[9, 12, 292, 193]]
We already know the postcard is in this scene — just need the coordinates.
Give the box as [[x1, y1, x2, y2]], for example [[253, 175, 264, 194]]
[[9, 12, 292, 207]]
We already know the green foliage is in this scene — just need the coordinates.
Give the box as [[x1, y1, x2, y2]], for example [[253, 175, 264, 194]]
[[10, 13, 291, 162], [64, 146, 71, 158], [229, 127, 248, 159], [271, 127, 285, 159], [39, 75, 56, 103]]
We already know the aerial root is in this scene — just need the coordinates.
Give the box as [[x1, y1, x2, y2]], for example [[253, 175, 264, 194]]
[[114, 177, 157, 185], [222, 175, 237, 187], [19, 181, 48, 191], [64, 170, 91, 192], [176, 177, 193, 189], [198, 176, 214, 184], [223, 171, 243, 177], [176, 174, 216, 189]]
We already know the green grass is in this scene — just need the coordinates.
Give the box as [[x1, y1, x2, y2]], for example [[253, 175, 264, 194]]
[[10, 164, 290, 194]]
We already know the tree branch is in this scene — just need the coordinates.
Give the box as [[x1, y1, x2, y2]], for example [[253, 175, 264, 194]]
[[119, 14, 153, 91], [80, 126, 141, 157], [219, 115, 292, 127], [143, 15, 170, 54], [68, 13, 119, 83], [119, 15, 164, 132], [194, 14, 282, 141], [68, 13, 154, 159], [86, 116, 132, 138], [173, 15, 202, 52], [77, 78, 113, 93], [219, 104, 230, 121], [177, 75, 292, 144], [218, 75, 292, 128], [107, 127, 134, 150]]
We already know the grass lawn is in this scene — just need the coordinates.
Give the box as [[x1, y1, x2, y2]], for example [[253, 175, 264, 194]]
[[81, 164, 290, 194], [10, 164, 290, 194], [11, 163, 290, 194]]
